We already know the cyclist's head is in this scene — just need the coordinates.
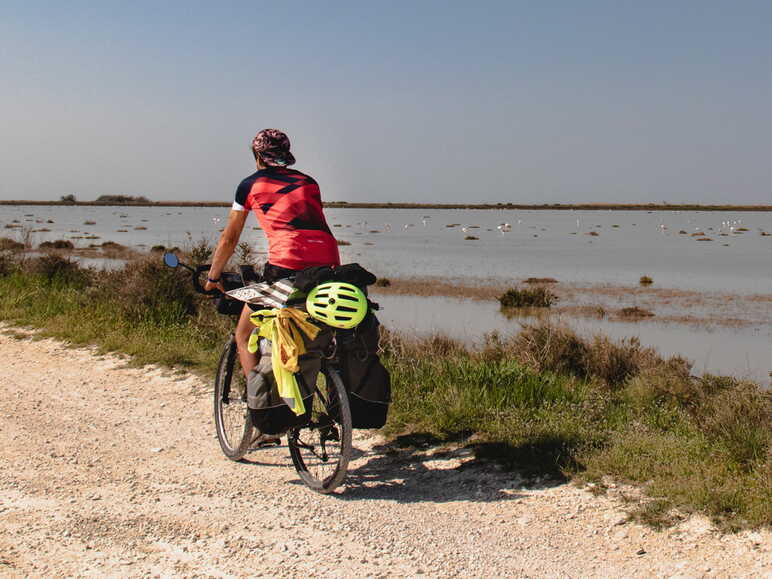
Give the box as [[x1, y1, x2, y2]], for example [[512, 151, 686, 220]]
[[252, 129, 296, 167]]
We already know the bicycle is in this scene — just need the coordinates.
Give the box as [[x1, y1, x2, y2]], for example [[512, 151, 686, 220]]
[[163, 252, 353, 493]]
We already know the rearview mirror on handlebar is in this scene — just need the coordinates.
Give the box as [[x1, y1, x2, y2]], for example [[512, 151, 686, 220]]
[[163, 252, 179, 268], [161, 252, 219, 295], [163, 252, 196, 274]]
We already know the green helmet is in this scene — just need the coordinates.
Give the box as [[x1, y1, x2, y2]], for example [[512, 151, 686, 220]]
[[306, 282, 368, 329]]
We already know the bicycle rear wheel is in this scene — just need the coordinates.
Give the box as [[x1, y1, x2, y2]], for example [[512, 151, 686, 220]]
[[288, 365, 352, 493], [213, 335, 254, 460]]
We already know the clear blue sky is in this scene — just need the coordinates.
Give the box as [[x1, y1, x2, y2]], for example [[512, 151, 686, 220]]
[[1, 0, 771, 204]]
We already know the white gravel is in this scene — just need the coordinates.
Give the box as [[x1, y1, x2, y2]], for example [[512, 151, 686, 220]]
[[0, 326, 769, 578]]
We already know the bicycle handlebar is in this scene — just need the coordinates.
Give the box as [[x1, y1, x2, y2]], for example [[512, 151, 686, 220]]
[[191, 264, 221, 296]]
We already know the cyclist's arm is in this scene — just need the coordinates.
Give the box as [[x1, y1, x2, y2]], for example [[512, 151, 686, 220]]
[[205, 210, 248, 290]]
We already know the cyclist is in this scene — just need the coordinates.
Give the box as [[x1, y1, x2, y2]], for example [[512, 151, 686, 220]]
[[204, 129, 340, 376]]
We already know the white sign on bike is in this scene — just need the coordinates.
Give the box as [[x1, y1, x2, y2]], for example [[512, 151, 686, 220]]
[[226, 280, 295, 308]]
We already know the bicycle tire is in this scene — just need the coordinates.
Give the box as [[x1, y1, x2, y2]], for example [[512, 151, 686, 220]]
[[288, 365, 352, 493], [213, 335, 254, 460]]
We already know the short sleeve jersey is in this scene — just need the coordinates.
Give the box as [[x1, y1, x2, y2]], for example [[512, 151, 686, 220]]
[[232, 167, 340, 271]]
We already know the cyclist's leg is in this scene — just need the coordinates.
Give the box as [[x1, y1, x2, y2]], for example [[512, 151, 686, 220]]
[[235, 303, 258, 377]]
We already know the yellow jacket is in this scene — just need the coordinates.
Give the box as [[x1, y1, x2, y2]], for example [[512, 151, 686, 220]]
[[248, 308, 321, 415]]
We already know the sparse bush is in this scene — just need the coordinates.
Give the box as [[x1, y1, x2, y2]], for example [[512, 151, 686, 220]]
[[499, 286, 557, 308], [375, 277, 391, 287], [187, 238, 213, 266], [235, 241, 256, 265], [60, 194, 77, 204], [639, 275, 653, 286], [336, 239, 351, 246], [524, 277, 558, 284]]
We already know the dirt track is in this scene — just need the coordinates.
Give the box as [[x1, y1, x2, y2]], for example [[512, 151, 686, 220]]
[[0, 327, 769, 578]]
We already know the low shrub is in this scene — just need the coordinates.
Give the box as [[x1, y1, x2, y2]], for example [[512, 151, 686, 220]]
[[27, 254, 91, 287], [511, 323, 589, 378], [375, 277, 391, 287], [512, 323, 686, 389], [696, 380, 771, 467], [102, 256, 197, 324], [499, 286, 557, 308], [39, 239, 74, 250], [101, 241, 126, 250], [0, 237, 24, 251], [639, 275, 653, 286], [524, 277, 558, 284], [0, 252, 17, 277], [619, 306, 655, 319]]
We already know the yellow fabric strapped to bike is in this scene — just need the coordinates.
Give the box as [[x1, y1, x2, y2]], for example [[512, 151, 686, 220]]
[[248, 308, 321, 416]]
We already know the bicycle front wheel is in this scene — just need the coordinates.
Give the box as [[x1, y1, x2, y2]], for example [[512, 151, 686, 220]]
[[213, 335, 254, 461], [288, 365, 352, 493]]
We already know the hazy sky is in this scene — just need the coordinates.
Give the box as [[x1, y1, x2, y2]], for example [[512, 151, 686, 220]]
[[2, 1, 771, 204]]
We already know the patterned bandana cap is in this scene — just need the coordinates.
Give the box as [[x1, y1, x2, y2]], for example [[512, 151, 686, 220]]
[[251, 128, 296, 166]]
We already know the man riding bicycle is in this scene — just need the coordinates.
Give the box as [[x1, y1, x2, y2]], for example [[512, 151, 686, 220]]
[[204, 129, 340, 376]]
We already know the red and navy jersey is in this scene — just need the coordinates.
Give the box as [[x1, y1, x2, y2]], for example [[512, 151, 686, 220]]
[[232, 167, 340, 271]]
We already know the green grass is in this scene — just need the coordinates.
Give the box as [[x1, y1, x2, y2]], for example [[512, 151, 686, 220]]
[[0, 253, 770, 530]]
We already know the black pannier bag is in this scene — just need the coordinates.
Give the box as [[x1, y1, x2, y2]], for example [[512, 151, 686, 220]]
[[337, 313, 391, 429], [247, 326, 333, 435]]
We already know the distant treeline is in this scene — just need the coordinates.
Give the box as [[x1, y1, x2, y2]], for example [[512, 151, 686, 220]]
[[58, 194, 150, 205], [1, 200, 771, 211]]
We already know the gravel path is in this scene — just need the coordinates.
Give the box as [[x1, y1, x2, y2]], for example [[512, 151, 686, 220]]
[[0, 328, 769, 578]]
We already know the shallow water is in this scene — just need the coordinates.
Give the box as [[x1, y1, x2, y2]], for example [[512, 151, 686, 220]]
[[3, 205, 772, 293], [4, 205, 770, 383], [373, 294, 771, 387]]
